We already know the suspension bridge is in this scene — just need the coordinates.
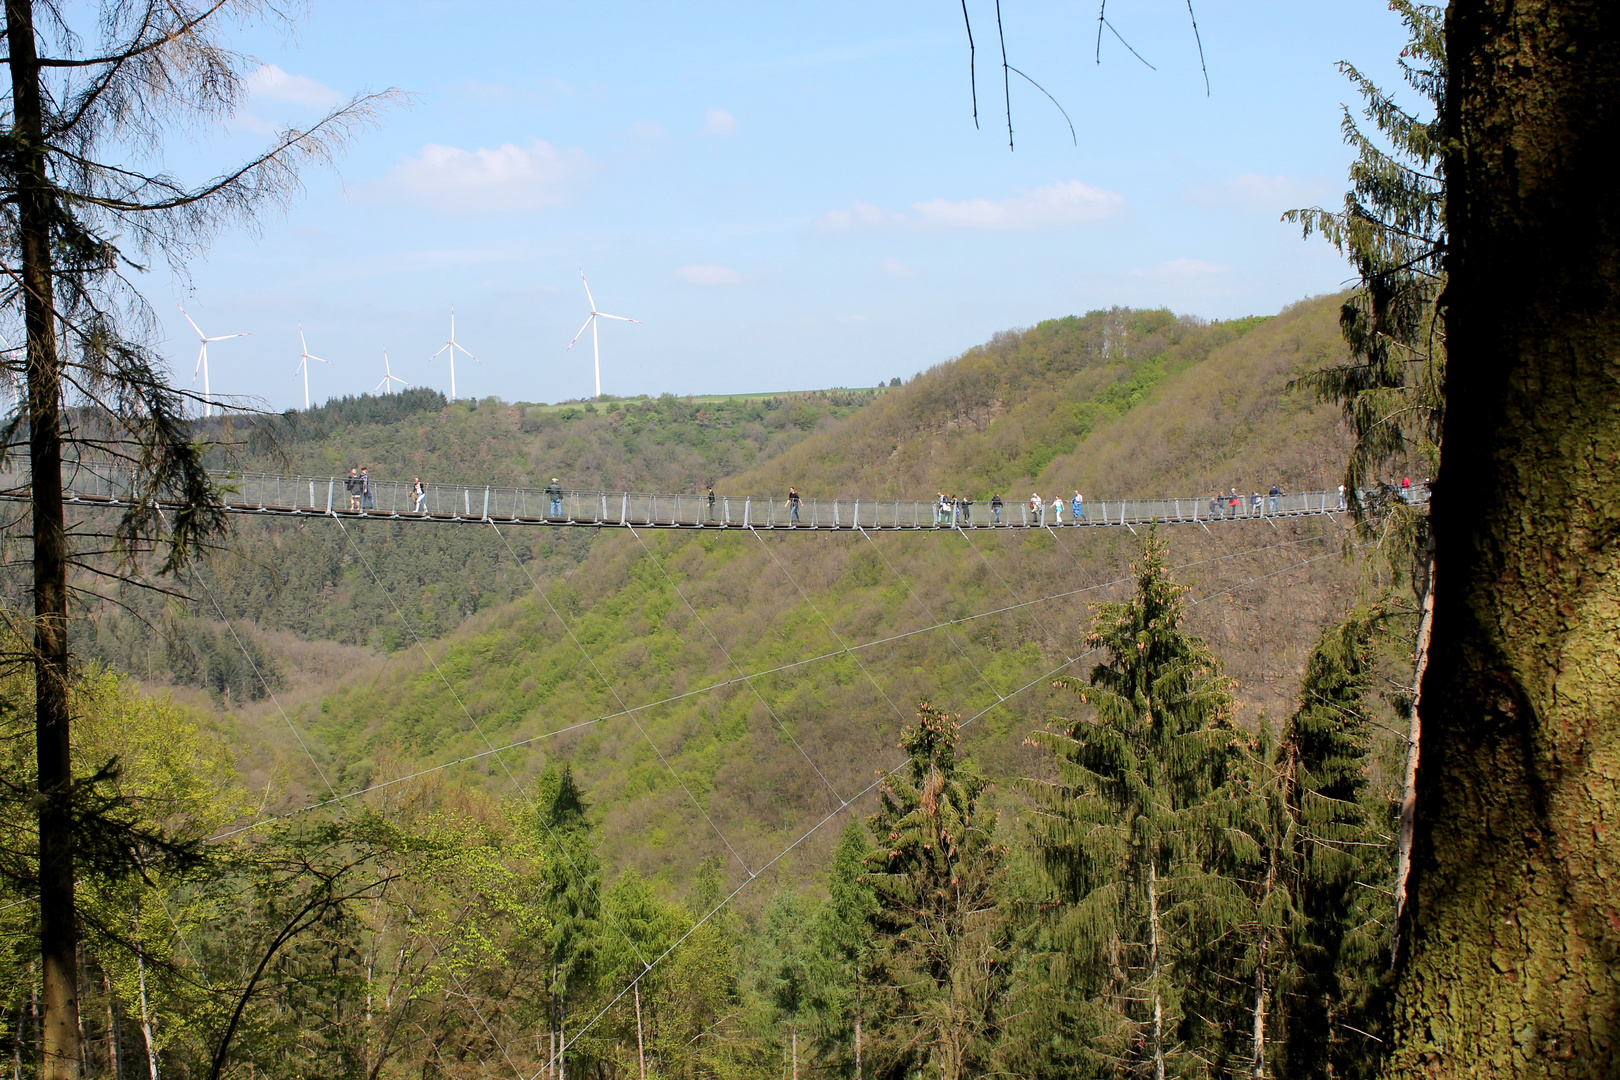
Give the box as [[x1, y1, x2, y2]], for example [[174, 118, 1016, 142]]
[[0, 461, 1382, 529]]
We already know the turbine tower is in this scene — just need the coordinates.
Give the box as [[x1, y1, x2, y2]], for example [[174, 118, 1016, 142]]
[[567, 269, 640, 399], [178, 304, 248, 418], [430, 307, 478, 400], [374, 348, 412, 394], [295, 324, 332, 411]]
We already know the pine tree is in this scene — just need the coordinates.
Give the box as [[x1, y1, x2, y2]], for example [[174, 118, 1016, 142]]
[[536, 763, 600, 1080], [1024, 530, 1248, 1079], [863, 704, 1008, 1080], [1270, 610, 1395, 1078], [809, 819, 878, 1078]]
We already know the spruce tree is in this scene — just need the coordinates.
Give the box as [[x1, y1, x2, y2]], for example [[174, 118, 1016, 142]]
[[536, 763, 600, 1080], [1024, 531, 1247, 1079], [863, 704, 1008, 1080], [1271, 610, 1394, 1078], [809, 818, 878, 1078]]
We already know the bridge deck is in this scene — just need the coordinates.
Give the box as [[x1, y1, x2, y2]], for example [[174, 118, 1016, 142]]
[[0, 465, 1387, 531]]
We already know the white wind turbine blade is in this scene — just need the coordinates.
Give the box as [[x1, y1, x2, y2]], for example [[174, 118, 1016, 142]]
[[177, 305, 206, 340], [594, 312, 640, 323], [208, 332, 249, 343], [566, 313, 595, 351], [578, 269, 597, 313]]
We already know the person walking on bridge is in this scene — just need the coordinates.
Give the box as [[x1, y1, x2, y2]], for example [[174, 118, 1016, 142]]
[[1051, 494, 1064, 525], [412, 477, 427, 514], [991, 493, 1003, 524], [960, 495, 972, 525], [1269, 484, 1281, 515], [1030, 491, 1043, 525], [360, 467, 374, 510], [546, 477, 563, 518], [707, 485, 716, 522], [345, 468, 362, 511], [1073, 490, 1087, 523], [787, 486, 801, 524]]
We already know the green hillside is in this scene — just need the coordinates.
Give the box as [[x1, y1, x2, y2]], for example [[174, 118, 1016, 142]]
[[179, 293, 1365, 897]]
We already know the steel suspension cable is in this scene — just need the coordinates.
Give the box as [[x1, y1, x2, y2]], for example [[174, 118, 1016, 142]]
[[489, 521, 755, 878], [625, 522, 845, 805]]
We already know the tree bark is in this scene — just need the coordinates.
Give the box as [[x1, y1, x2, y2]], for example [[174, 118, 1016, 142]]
[[634, 982, 645, 1080], [4, 2, 80, 1078], [1391, 545, 1437, 961], [1387, 1, 1620, 1074], [1148, 860, 1164, 1080]]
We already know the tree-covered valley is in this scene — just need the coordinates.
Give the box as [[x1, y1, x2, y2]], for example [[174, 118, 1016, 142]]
[[5, 293, 1430, 1078]]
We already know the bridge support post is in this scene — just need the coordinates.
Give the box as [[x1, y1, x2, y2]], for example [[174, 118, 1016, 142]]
[[483, 487, 490, 521], [744, 497, 750, 528], [326, 479, 333, 513], [621, 493, 628, 525]]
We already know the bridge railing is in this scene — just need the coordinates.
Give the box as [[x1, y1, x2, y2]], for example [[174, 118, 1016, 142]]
[[2, 461, 1428, 527]]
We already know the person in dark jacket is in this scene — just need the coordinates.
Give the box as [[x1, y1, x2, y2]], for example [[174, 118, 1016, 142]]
[[990, 494, 1003, 524], [546, 477, 563, 518], [345, 468, 362, 511], [786, 486, 801, 523]]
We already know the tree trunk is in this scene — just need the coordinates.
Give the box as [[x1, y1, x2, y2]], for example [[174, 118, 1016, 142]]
[[1148, 860, 1164, 1080], [104, 972, 121, 1080], [136, 951, 158, 1080], [1391, 545, 1437, 960], [634, 982, 645, 1080], [1387, 1, 1620, 1074], [4, 2, 79, 1078], [1252, 860, 1272, 1080], [854, 1014, 862, 1080]]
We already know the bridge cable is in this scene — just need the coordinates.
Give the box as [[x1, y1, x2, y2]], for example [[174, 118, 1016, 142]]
[[489, 521, 756, 878], [203, 531, 1336, 844], [748, 526, 911, 726], [332, 513, 657, 972], [541, 540, 1355, 1071], [857, 526, 1010, 703], [625, 522, 846, 805]]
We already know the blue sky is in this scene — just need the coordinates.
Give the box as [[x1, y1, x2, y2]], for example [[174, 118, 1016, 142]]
[[148, 1, 1413, 410]]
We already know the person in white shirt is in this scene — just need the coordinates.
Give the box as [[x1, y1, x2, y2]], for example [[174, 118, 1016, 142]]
[[1030, 492, 1043, 525], [1051, 494, 1063, 525]]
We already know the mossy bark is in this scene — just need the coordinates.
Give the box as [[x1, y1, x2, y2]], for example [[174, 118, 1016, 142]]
[[1387, 1, 1620, 1074]]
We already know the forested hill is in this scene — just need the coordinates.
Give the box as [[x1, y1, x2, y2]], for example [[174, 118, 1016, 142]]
[[180, 292, 1365, 898], [727, 297, 1346, 501]]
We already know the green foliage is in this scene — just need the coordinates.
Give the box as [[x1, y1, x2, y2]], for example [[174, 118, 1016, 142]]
[[863, 703, 1009, 1080], [808, 818, 878, 1077], [1024, 531, 1251, 1077], [1270, 609, 1396, 1078], [1285, 0, 1444, 564]]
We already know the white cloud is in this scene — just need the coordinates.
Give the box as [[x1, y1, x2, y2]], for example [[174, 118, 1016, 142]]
[[878, 257, 917, 278], [678, 263, 742, 286], [245, 64, 342, 109], [913, 181, 1124, 229], [702, 108, 737, 136], [821, 181, 1124, 232], [1184, 173, 1330, 212], [1133, 258, 1233, 279], [372, 140, 593, 212], [818, 202, 906, 230]]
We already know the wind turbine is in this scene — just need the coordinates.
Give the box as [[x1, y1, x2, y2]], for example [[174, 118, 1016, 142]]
[[429, 307, 478, 400], [295, 324, 332, 411], [374, 348, 412, 394], [178, 305, 248, 418], [567, 269, 640, 399]]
